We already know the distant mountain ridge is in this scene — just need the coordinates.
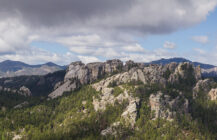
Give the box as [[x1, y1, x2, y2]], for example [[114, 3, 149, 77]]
[[148, 57, 216, 69], [0, 60, 65, 78]]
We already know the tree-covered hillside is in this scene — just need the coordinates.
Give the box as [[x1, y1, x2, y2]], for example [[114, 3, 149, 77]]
[[0, 60, 217, 140]]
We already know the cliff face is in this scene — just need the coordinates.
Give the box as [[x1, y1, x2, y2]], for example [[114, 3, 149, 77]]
[[49, 59, 124, 98], [48, 60, 201, 99]]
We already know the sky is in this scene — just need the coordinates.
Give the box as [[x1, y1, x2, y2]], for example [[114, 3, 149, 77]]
[[0, 0, 217, 65]]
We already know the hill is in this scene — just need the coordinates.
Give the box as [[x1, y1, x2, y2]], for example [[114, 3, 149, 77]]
[[0, 60, 64, 78], [0, 59, 216, 140], [148, 57, 216, 69]]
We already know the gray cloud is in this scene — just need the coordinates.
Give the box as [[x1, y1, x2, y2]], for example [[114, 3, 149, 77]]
[[0, 0, 132, 28], [0, 0, 216, 34]]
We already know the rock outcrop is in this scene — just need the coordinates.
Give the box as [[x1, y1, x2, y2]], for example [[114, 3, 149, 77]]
[[149, 92, 189, 121], [0, 85, 31, 96], [101, 122, 120, 136], [121, 98, 140, 127], [49, 60, 201, 99], [168, 62, 201, 84], [208, 89, 217, 100], [49, 60, 123, 99], [92, 61, 198, 127], [193, 79, 215, 98], [19, 86, 31, 96], [14, 101, 29, 109], [92, 80, 140, 127]]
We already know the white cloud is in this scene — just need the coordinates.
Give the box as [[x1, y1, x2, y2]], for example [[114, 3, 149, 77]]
[[0, 47, 80, 65], [0, 18, 30, 54], [163, 41, 176, 49], [193, 48, 206, 54], [192, 36, 209, 44], [122, 44, 146, 53], [78, 56, 100, 64], [189, 47, 217, 65]]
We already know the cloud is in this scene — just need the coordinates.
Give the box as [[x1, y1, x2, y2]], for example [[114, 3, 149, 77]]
[[192, 36, 209, 44], [0, 0, 216, 64], [0, 0, 216, 35], [78, 56, 100, 64], [0, 46, 80, 65], [122, 44, 146, 53], [190, 47, 217, 65], [193, 48, 206, 54], [163, 41, 176, 49], [0, 18, 30, 54]]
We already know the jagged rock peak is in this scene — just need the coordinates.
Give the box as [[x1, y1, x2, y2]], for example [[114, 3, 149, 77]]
[[49, 60, 201, 99], [19, 86, 31, 96], [149, 91, 189, 121], [193, 79, 214, 98], [208, 89, 217, 100], [69, 61, 84, 66]]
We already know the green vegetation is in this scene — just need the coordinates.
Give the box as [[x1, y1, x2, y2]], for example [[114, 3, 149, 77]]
[[113, 86, 124, 97], [108, 81, 117, 87], [0, 86, 130, 139], [132, 81, 217, 140], [0, 70, 65, 96], [163, 68, 171, 79], [0, 70, 216, 139]]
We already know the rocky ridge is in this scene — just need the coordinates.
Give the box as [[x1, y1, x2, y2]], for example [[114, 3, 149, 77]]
[[49, 60, 201, 99], [0, 85, 31, 96], [1, 59, 217, 139], [44, 59, 216, 134], [49, 60, 124, 98], [149, 92, 189, 121]]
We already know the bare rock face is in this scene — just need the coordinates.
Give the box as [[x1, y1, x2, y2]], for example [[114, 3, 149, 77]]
[[86, 62, 105, 81], [19, 86, 31, 96], [123, 60, 138, 71], [48, 81, 77, 99], [92, 78, 140, 127], [49, 60, 201, 99], [168, 62, 201, 84], [92, 83, 140, 127], [208, 89, 217, 100], [92, 65, 169, 90], [105, 59, 123, 74], [64, 61, 89, 84], [193, 79, 215, 98], [14, 101, 29, 109], [49, 60, 123, 99], [143, 65, 166, 86], [165, 62, 178, 72], [194, 66, 202, 81], [101, 122, 120, 136], [121, 98, 140, 127], [53, 81, 63, 90], [149, 92, 189, 121]]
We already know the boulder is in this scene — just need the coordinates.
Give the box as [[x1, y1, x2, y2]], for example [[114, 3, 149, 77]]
[[169, 62, 201, 84], [101, 122, 120, 136], [14, 101, 29, 109], [208, 89, 217, 100], [121, 98, 140, 127], [193, 79, 214, 98], [19, 86, 31, 96], [149, 91, 189, 121]]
